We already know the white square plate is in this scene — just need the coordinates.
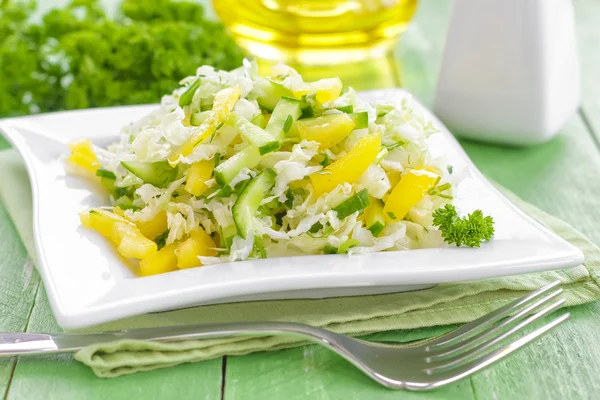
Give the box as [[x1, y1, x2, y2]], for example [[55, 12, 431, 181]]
[[0, 89, 583, 329]]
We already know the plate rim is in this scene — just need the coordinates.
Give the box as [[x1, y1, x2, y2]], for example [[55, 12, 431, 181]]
[[0, 89, 584, 328]]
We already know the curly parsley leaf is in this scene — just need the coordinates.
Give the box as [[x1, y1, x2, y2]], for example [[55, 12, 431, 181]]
[[432, 204, 495, 247]]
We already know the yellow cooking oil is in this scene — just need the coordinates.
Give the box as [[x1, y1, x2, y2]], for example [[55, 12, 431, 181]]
[[213, 0, 418, 65]]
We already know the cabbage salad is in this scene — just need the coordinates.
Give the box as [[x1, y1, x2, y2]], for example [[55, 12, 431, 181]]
[[68, 59, 456, 276]]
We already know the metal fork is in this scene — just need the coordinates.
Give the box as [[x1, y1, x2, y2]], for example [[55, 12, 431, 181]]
[[0, 281, 568, 390]]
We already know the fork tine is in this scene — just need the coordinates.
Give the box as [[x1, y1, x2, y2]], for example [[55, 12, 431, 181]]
[[425, 298, 565, 373], [417, 312, 570, 390], [426, 280, 561, 349], [426, 288, 562, 360]]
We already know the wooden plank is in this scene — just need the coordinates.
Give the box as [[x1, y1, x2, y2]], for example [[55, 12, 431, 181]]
[[5, 286, 224, 400], [0, 201, 41, 399], [574, 0, 600, 145], [471, 303, 600, 399], [225, 344, 474, 400]]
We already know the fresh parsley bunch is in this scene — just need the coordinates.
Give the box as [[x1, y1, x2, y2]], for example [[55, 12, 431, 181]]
[[432, 204, 495, 247], [0, 0, 244, 117]]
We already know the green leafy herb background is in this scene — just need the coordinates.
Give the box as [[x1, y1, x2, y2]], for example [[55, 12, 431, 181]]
[[0, 0, 244, 117]]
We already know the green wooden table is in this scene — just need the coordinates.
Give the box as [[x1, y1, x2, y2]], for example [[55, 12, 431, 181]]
[[2, 1, 600, 398]]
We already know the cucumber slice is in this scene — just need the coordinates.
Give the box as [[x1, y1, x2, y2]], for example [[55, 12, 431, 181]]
[[255, 77, 293, 111], [350, 112, 369, 129], [236, 117, 281, 155], [332, 189, 370, 220], [96, 168, 116, 179], [115, 195, 140, 211], [265, 97, 302, 138], [190, 111, 210, 126], [364, 199, 386, 237], [179, 78, 201, 107], [121, 161, 178, 188], [220, 224, 238, 249], [233, 169, 277, 238], [214, 146, 261, 186], [251, 113, 266, 129], [100, 177, 115, 192], [335, 105, 354, 113]]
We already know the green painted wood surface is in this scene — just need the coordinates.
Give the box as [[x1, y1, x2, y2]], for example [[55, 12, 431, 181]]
[[1, 0, 600, 399], [5, 287, 224, 400], [0, 204, 40, 398]]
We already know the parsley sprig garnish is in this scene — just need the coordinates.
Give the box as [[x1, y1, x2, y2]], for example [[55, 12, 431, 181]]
[[432, 204, 495, 247]]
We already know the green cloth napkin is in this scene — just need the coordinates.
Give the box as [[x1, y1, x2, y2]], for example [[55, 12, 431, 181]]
[[1, 148, 599, 378]]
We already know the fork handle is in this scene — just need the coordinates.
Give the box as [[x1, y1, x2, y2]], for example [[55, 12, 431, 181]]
[[0, 321, 348, 357]]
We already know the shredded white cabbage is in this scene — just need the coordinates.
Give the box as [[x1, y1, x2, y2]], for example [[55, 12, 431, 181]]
[[83, 58, 454, 266]]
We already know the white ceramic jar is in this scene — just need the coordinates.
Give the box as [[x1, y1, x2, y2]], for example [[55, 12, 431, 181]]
[[434, 0, 580, 146]]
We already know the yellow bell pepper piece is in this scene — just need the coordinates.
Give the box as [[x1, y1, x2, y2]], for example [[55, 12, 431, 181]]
[[112, 222, 158, 259], [112, 207, 168, 241], [176, 229, 218, 269], [67, 139, 100, 173], [112, 206, 125, 217], [295, 114, 356, 150], [382, 170, 401, 202], [184, 159, 214, 196], [80, 209, 157, 259], [386, 170, 402, 188], [383, 167, 439, 222], [80, 209, 131, 237], [140, 243, 178, 276], [135, 210, 169, 240], [292, 78, 343, 104], [168, 86, 241, 165], [310, 134, 381, 197]]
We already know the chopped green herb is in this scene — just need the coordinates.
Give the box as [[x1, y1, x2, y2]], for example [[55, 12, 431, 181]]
[[282, 115, 294, 134], [375, 147, 388, 164], [387, 212, 397, 220], [253, 235, 267, 258], [178, 78, 200, 107], [114, 187, 130, 199], [218, 185, 233, 197], [332, 189, 370, 220], [339, 239, 360, 254], [324, 245, 338, 254], [154, 230, 169, 250], [307, 224, 334, 238], [385, 141, 405, 151], [309, 222, 323, 234], [335, 105, 353, 113], [319, 153, 332, 167], [96, 168, 116, 179]]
